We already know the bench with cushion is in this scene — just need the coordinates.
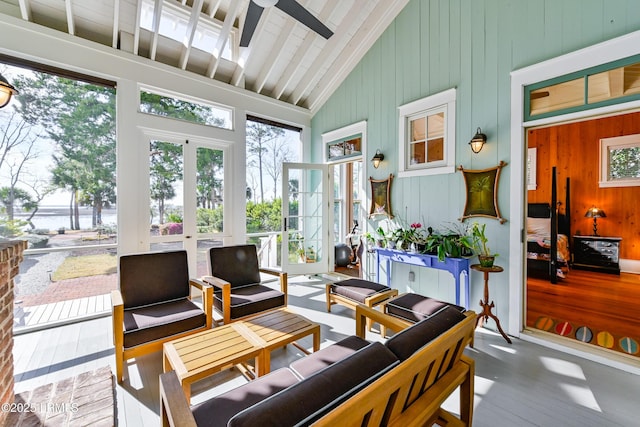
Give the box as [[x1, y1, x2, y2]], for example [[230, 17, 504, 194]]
[[325, 278, 398, 332], [160, 304, 476, 427]]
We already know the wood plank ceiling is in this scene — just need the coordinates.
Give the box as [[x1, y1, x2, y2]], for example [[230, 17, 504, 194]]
[[1, 0, 409, 113]]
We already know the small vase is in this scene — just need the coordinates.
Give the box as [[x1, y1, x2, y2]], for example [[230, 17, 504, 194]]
[[478, 255, 495, 268]]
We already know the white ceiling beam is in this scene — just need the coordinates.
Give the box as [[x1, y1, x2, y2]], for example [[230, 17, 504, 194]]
[[252, 2, 304, 93], [179, 0, 205, 69], [112, 0, 120, 48], [307, 0, 410, 113], [230, 6, 275, 87], [206, 0, 244, 79], [149, 0, 163, 60], [272, 1, 334, 101], [17, 0, 31, 21], [290, 0, 364, 105], [65, 0, 75, 35], [207, 0, 221, 18], [133, 0, 143, 55]]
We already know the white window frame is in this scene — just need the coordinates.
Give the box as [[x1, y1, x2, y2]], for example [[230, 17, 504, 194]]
[[398, 88, 456, 177], [599, 133, 640, 188]]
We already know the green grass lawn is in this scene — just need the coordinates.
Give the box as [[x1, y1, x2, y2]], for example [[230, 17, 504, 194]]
[[52, 253, 117, 281]]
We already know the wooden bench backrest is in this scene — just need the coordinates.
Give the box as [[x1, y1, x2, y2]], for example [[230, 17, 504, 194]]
[[312, 310, 476, 426]]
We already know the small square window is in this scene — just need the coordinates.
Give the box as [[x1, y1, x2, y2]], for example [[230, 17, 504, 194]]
[[599, 134, 640, 187], [398, 88, 456, 177]]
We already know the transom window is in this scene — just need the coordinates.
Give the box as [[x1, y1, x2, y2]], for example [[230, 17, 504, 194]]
[[398, 88, 456, 177], [525, 54, 640, 121], [599, 133, 640, 187], [139, 88, 233, 130]]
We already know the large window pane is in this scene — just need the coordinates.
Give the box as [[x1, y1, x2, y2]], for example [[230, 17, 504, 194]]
[[150, 140, 184, 237], [196, 146, 224, 234], [1, 62, 117, 330]]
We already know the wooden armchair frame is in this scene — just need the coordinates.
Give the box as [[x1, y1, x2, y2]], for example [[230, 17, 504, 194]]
[[203, 268, 287, 325], [111, 278, 213, 383]]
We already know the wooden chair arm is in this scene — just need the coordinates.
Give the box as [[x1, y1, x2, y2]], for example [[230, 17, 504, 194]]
[[259, 268, 288, 305], [202, 275, 231, 324], [111, 290, 124, 346], [190, 279, 214, 328], [355, 304, 413, 338], [159, 371, 197, 427]]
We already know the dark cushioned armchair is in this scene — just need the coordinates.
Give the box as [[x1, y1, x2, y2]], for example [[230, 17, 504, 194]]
[[111, 250, 213, 383], [204, 244, 287, 324]]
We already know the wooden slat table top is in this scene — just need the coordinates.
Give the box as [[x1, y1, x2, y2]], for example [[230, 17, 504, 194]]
[[241, 308, 320, 351], [163, 324, 262, 381]]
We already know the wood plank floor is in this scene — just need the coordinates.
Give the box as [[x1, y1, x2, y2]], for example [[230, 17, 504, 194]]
[[527, 269, 640, 357], [13, 275, 640, 426], [13, 294, 111, 333]]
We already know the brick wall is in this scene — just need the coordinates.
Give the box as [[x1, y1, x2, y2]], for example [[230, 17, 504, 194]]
[[0, 240, 27, 426]]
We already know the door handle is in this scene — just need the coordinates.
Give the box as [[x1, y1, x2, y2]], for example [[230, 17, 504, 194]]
[[283, 218, 287, 231]]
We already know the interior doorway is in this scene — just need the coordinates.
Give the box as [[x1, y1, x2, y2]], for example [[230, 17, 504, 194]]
[[524, 113, 640, 360], [333, 160, 364, 277]]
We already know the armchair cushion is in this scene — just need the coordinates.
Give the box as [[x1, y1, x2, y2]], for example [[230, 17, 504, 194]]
[[214, 284, 286, 320], [123, 298, 206, 349], [209, 245, 261, 288], [385, 306, 466, 361], [191, 368, 300, 427], [119, 250, 190, 309], [329, 278, 391, 303]]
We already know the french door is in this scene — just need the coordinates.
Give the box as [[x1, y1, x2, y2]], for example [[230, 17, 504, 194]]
[[144, 130, 228, 276], [281, 163, 331, 275]]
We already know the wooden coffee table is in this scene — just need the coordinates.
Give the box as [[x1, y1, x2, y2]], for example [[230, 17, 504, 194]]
[[238, 308, 321, 376], [163, 324, 263, 402], [163, 308, 320, 402]]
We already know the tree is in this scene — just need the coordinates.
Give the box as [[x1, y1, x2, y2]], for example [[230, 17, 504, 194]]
[[13, 72, 116, 229], [246, 121, 285, 203], [196, 147, 223, 209], [0, 110, 50, 230], [150, 140, 182, 224], [264, 137, 293, 199]]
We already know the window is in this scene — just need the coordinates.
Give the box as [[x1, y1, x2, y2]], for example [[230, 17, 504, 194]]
[[140, 0, 235, 61], [139, 88, 233, 130], [525, 54, 640, 121], [398, 88, 456, 177], [599, 134, 640, 187]]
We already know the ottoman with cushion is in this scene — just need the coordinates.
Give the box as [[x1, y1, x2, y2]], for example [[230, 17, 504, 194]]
[[325, 278, 398, 332]]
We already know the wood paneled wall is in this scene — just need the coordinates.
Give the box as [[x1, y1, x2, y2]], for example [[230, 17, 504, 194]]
[[528, 112, 640, 259]]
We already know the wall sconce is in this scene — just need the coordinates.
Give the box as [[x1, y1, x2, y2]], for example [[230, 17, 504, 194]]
[[584, 206, 606, 236], [469, 127, 487, 153], [371, 149, 384, 168], [0, 73, 19, 109]]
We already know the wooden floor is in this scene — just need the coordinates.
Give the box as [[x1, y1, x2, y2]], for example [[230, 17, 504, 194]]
[[13, 294, 111, 333], [13, 275, 640, 426], [527, 269, 640, 357]]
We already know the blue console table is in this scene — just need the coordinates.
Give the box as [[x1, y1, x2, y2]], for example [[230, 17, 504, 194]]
[[374, 248, 471, 309]]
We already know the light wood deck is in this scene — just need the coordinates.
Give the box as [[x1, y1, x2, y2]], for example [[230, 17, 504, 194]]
[[12, 275, 640, 426], [14, 294, 111, 333]]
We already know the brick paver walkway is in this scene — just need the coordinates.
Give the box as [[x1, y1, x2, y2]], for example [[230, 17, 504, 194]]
[[18, 274, 117, 307]]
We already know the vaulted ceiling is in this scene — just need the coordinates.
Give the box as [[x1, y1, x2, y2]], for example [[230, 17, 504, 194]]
[[0, 0, 409, 113]]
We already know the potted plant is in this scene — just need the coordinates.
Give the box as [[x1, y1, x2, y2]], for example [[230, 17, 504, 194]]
[[375, 226, 387, 248], [426, 223, 474, 262], [471, 223, 498, 267]]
